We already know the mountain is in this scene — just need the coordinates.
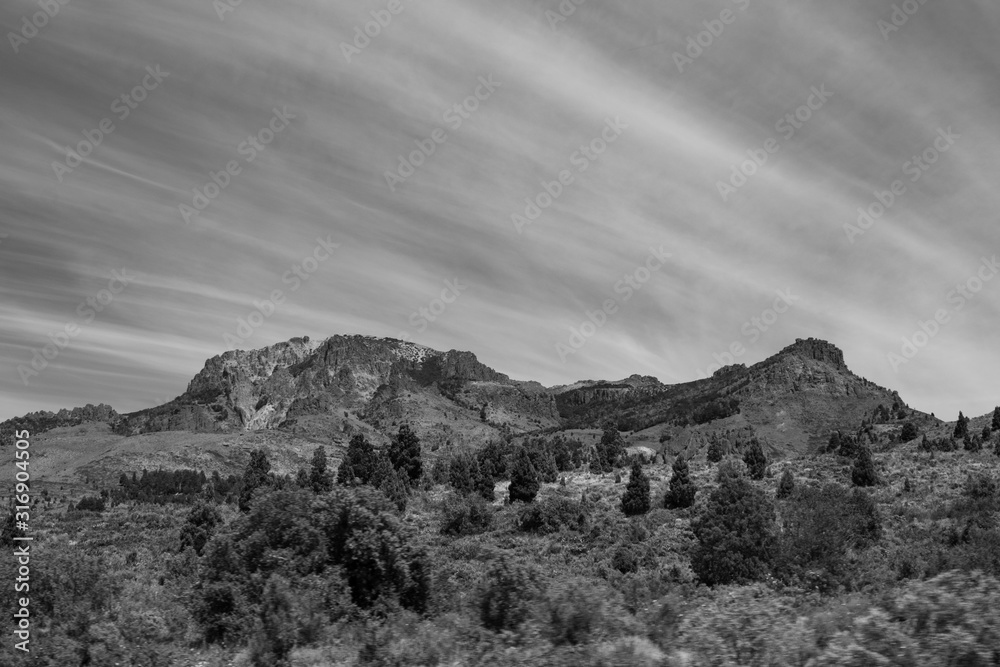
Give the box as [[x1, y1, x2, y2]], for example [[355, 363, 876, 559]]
[[2, 335, 952, 465]]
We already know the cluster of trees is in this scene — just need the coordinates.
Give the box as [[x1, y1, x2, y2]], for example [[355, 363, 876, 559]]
[[113, 468, 221, 505], [333, 425, 421, 511]]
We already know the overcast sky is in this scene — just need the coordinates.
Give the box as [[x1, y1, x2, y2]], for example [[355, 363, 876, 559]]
[[1, 0, 998, 422]]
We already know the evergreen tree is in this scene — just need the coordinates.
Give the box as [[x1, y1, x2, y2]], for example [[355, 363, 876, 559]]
[[337, 434, 377, 486], [239, 449, 271, 512], [309, 446, 332, 494], [776, 469, 795, 499], [249, 575, 296, 667], [851, 444, 879, 487], [743, 438, 767, 480], [594, 422, 626, 472], [508, 445, 540, 503], [621, 460, 651, 516], [954, 412, 970, 440], [448, 451, 477, 495], [388, 424, 422, 484], [993, 407, 1000, 432], [691, 474, 776, 586], [474, 460, 495, 502], [900, 422, 918, 442], [379, 467, 409, 512], [665, 455, 697, 509], [707, 435, 725, 463]]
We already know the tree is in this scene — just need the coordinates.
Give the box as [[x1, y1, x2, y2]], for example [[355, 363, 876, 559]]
[[851, 444, 879, 487], [707, 436, 725, 463], [508, 445, 540, 503], [776, 469, 795, 499], [743, 438, 767, 480], [954, 412, 970, 440], [592, 422, 626, 472], [388, 424, 422, 484], [179, 502, 222, 555], [309, 446, 332, 494], [691, 474, 776, 586], [337, 434, 377, 486], [621, 460, 651, 516], [448, 451, 477, 495], [664, 455, 696, 509], [474, 460, 495, 502], [993, 407, 1000, 432], [249, 575, 296, 667], [900, 422, 918, 442], [239, 449, 271, 512], [379, 467, 409, 512]]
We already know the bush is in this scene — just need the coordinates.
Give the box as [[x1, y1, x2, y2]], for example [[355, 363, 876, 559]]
[[776, 469, 795, 499], [440, 493, 493, 536], [509, 445, 540, 503], [621, 461, 651, 516], [249, 575, 296, 667], [900, 422, 919, 441], [691, 475, 776, 586], [479, 558, 539, 632], [517, 497, 589, 534], [611, 544, 640, 574], [716, 456, 748, 483], [76, 496, 106, 512], [664, 456, 696, 509], [546, 578, 608, 646]]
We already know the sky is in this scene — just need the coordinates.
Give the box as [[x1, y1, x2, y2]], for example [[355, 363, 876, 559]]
[[1, 0, 998, 423]]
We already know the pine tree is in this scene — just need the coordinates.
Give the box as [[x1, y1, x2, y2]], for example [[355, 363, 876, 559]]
[[851, 445, 879, 487], [508, 445, 539, 503], [665, 455, 697, 509], [900, 422, 918, 442], [474, 459, 495, 501], [707, 435, 725, 463], [691, 474, 776, 586], [621, 460, 651, 516], [954, 412, 970, 440], [993, 407, 1000, 432], [337, 434, 377, 486], [594, 422, 626, 472], [388, 425, 422, 484], [309, 446, 332, 494], [448, 451, 476, 495], [776, 469, 795, 499], [379, 467, 409, 512], [239, 449, 271, 511], [743, 438, 767, 480]]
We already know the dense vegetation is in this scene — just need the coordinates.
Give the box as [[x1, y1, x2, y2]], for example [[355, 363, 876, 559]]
[[4, 413, 1000, 666]]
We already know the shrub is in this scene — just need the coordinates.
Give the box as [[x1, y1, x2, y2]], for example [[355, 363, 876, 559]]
[[249, 575, 296, 667], [440, 493, 493, 536], [509, 445, 540, 503], [900, 422, 919, 442], [479, 558, 539, 632], [611, 544, 640, 574], [546, 578, 608, 645], [621, 461, 651, 516], [716, 456, 748, 483], [76, 496, 106, 512], [776, 469, 795, 499], [517, 496, 589, 534], [691, 475, 776, 586], [664, 456, 696, 509], [179, 501, 222, 555], [743, 438, 767, 480]]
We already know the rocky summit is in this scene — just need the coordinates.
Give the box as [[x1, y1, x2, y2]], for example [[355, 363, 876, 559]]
[[3, 334, 935, 459]]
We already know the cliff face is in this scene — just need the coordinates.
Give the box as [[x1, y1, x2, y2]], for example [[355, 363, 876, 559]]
[[114, 335, 561, 439]]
